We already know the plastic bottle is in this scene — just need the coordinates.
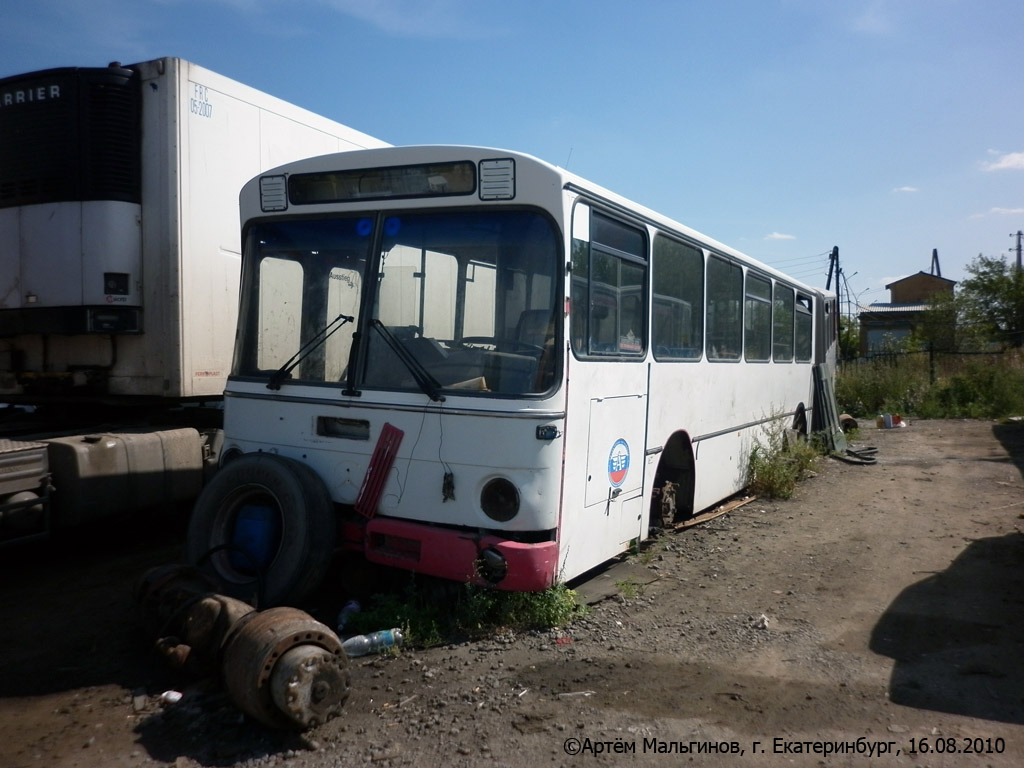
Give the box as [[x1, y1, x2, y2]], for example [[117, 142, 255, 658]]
[[335, 600, 361, 632], [341, 628, 404, 657]]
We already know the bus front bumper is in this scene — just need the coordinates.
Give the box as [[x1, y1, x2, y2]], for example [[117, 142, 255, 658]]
[[359, 517, 559, 591]]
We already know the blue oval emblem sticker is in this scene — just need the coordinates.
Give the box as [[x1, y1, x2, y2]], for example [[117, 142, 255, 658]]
[[608, 439, 630, 487]]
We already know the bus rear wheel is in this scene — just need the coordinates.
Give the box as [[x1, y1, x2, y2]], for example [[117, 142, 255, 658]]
[[185, 453, 337, 607], [650, 433, 695, 529]]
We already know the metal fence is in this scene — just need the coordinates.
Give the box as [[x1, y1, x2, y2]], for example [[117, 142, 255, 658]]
[[840, 348, 1024, 382]]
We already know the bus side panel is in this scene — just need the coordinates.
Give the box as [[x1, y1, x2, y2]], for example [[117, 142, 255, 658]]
[[645, 359, 816, 516], [557, 359, 648, 582]]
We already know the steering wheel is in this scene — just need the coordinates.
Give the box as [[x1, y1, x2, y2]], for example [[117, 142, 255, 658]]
[[459, 337, 543, 355]]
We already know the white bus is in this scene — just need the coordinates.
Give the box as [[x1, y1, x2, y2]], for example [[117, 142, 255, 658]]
[[187, 145, 837, 604]]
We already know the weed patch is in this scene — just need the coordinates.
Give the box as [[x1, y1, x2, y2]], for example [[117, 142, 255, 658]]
[[747, 419, 820, 500], [837, 351, 1024, 419], [344, 575, 586, 649], [615, 577, 644, 598]]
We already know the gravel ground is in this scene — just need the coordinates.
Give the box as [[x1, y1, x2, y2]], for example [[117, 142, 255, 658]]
[[2, 418, 1023, 767]]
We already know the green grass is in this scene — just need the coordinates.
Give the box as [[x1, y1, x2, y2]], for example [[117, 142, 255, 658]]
[[615, 577, 644, 598], [343, 575, 586, 649]]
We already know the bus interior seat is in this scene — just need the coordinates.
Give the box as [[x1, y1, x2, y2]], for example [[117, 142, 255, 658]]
[[515, 309, 553, 348]]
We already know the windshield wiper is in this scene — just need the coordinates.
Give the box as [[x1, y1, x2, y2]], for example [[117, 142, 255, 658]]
[[370, 319, 445, 402], [267, 313, 354, 390]]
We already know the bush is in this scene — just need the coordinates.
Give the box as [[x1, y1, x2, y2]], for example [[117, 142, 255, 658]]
[[916, 364, 1024, 419], [837, 352, 1024, 419], [746, 418, 820, 500], [835, 355, 929, 415]]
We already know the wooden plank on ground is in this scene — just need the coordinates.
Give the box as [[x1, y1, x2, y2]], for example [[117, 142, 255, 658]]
[[672, 494, 757, 530], [574, 494, 756, 605]]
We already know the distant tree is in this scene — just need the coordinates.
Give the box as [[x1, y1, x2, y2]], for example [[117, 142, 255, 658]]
[[838, 315, 859, 359], [916, 291, 959, 351], [956, 254, 1024, 348]]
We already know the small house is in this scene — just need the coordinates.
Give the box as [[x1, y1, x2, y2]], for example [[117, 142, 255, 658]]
[[858, 270, 955, 356]]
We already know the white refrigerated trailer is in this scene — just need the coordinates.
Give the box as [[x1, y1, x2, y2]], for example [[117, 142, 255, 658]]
[[0, 57, 388, 400], [0, 58, 388, 544]]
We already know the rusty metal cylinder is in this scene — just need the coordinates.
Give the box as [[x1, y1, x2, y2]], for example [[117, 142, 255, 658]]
[[136, 564, 255, 675], [136, 564, 222, 636], [220, 606, 350, 729], [137, 565, 351, 730]]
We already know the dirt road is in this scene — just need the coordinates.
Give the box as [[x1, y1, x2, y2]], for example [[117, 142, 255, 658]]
[[2, 419, 1023, 767]]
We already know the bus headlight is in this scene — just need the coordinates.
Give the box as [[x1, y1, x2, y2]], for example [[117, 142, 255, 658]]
[[481, 478, 519, 522]]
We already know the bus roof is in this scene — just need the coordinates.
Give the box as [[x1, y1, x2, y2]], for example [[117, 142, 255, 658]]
[[246, 144, 833, 297]]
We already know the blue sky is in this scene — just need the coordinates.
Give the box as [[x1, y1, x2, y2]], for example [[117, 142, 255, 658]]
[[2, 0, 1022, 308]]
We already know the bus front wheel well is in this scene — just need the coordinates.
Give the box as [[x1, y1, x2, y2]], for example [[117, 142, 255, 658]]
[[650, 432, 695, 529]]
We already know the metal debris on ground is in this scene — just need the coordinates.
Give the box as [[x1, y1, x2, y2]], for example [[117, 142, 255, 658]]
[[136, 564, 351, 730]]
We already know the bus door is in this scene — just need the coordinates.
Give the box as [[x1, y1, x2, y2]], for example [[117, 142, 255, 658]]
[[584, 389, 648, 546], [568, 202, 651, 558]]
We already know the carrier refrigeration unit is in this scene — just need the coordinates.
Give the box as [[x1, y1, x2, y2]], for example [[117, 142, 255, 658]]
[[0, 58, 388, 544]]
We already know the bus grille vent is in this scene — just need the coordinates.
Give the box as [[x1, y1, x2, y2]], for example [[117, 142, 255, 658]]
[[260, 175, 288, 211], [478, 158, 515, 200]]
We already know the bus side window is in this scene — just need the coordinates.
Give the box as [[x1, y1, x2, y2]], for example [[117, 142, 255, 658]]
[[706, 255, 742, 361], [744, 272, 772, 362], [773, 283, 795, 362], [652, 234, 703, 361], [570, 205, 647, 358], [795, 293, 813, 362]]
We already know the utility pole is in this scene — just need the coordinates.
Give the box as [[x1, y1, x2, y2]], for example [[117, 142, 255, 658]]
[[826, 246, 838, 291], [1013, 231, 1023, 272], [836, 267, 843, 318], [826, 246, 845, 322]]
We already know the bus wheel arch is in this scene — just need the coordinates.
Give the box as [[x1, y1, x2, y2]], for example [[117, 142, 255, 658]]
[[792, 402, 808, 439], [650, 432, 695, 529], [185, 453, 337, 608]]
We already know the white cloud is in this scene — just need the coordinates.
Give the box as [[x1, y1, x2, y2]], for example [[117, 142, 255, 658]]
[[319, 0, 490, 38], [892, 186, 918, 193], [981, 151, 1024, 172], [968, 207, 1024, 220], [765, 232, 796, 241], [851, 0, 895, 34]]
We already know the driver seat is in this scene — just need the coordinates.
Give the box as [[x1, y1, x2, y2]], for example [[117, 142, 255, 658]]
[[515, 309, 553, 348]]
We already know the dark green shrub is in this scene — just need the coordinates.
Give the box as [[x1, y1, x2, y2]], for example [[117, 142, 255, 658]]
[[837, 352, 1024, 419]]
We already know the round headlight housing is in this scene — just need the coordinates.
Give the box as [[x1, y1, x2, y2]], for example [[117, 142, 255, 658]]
[[480, 478, 520, 522]]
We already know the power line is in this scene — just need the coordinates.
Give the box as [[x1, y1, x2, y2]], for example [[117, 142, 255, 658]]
[[770, 252, 835, 268], [764, 251, 831, 267], [789, 268, 830, 281], [774, 267, 829, 280], [779, 263, 831, 277], [768, 255, 829, 267]]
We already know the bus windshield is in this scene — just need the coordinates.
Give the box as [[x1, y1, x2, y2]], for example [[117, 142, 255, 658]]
[[234, 209, 561, 397], [363, 210, 560, 396]]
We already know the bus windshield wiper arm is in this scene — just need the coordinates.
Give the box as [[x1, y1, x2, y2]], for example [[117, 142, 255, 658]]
[[370, 319, 445, 402], [267, 313, 354, 390]]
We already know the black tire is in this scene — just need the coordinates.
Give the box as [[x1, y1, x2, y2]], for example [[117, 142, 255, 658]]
[[185, 453, 337, 607]]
